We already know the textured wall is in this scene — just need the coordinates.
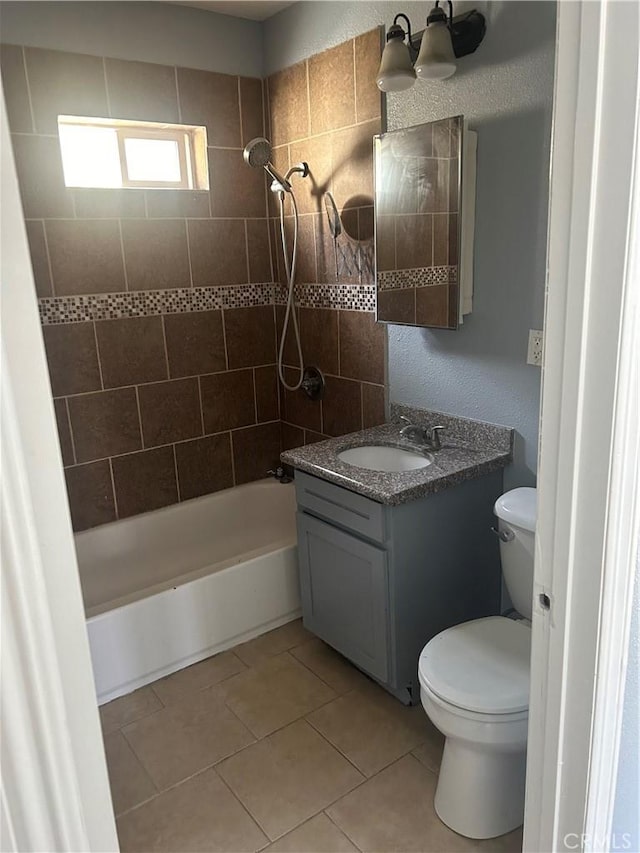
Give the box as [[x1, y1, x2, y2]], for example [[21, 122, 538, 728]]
[[0, 1, 263, 77], [265, 1, 557, 488]]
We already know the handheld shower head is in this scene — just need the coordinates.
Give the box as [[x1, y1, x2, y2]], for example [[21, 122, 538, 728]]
[[243, 136, 291, 193]]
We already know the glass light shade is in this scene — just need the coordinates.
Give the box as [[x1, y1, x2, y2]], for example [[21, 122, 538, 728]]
[[376, 37, 416, 92], [414, 22, 457, 80]]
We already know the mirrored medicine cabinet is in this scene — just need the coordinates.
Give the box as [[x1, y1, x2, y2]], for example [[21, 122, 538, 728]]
[[374, 115, 476, 329]]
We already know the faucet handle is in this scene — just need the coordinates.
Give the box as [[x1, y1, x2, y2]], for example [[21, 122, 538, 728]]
[[428, 425, 446, 450]]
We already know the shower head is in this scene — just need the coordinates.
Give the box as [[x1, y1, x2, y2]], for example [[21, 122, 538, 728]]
[[243, 136, 291, 193], [243, 137, 272, 169]]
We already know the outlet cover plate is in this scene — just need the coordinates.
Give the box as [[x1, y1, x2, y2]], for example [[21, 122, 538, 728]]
[[527, 329, 543, 366]]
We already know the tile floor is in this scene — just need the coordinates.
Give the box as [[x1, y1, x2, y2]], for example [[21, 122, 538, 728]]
[[101, 620, 523, 853]]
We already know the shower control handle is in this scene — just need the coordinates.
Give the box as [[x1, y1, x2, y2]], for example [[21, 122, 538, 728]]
[[491, 526, 514, 543]]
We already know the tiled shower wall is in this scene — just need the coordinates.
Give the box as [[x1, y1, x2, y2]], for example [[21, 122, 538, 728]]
[[267, 29, 387, 450], [2, 30, 386, 531]]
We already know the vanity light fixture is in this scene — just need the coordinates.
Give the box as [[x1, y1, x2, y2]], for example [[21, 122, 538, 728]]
[[376, 1, 486, 92]]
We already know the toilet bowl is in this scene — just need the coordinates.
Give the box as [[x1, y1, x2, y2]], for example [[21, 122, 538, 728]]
[[418, 488, 536, 840]]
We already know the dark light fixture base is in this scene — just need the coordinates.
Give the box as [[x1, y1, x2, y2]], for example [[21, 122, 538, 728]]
[[408, 9, 486, 60]]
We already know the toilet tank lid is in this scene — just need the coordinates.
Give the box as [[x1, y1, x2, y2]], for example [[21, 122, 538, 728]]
[[494, 487, 537, 532]]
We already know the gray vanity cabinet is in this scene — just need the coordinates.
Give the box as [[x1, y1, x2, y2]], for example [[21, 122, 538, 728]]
[[295, 469, 504, 704]]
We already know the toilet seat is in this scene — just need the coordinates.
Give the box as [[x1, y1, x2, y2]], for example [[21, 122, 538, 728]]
[[418, 616, 531, 715]]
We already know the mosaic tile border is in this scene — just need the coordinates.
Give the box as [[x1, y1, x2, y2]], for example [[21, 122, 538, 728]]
[[377, 266, 458, 291], [273, 282, 377, 312], [38, 281, 378, 324]]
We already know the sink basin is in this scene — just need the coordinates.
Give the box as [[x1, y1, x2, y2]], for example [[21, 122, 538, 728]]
[[337, 445, 432, 473]]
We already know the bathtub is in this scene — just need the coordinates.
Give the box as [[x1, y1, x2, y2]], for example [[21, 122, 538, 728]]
[[76, 479, 300, 704]]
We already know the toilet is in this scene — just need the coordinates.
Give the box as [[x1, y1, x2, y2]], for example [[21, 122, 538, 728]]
[[418, 487, 536, 840]]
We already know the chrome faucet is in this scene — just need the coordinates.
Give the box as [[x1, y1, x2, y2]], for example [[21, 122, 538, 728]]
[[399, 416, 446, 450]]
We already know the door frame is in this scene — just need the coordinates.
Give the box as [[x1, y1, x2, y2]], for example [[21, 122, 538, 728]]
[[524, 2, 640, 851]]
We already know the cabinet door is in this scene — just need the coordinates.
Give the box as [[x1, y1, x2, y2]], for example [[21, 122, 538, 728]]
[[297, 512, 389, 682]]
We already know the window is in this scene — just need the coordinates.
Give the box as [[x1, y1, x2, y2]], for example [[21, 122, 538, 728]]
[[58, 115, 209, 190]]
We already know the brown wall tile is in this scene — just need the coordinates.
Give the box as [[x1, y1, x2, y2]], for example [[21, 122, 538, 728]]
[[246, 219, 273, 283], [355, 29, 383, 124], [46, 220, 126, 295], [416, 285, 450, 328], [224, 305, 276, 369], [289, 135, 332, 216], [232, 422, 280, 484], [281, 422, 304, 452], [240, 77, 264, 146], [54, 398, 75, 466], [96, 316, 167, 388], [112, 446, 178, 518], [177, 67, 240, 147], [362, 383, 386, 428], [42, 323, 101, 397], [24, 47, 108, 133], [12, 135, 74, 218], [396, 214, 433, 270], [69, 388, 141, 463], [145, 189, 209, 219], [121, 219, 191, 290], [339, 310, 385, 384], [209, 148, 267, 218], [308, 41, 355, 136], [65, 461, 116, 531], [305, 430, 329, 445], [322, 375, 362, 437], [276, 304, 301, 367], [175, 434, 234, 501], [138, 378, 202, 447], [280, 378, 322, 433], [255, 365, 278, 422], [331, 119, 379, 210], [268, 62, 309, 146], [188, 220, 248, 286], [299, 308, 338, 375], [164, 311, 226, 378], [200, 369, 255, 433], [1, 44, 32, 132], [105, 58, 179, 122], [25, 220, 52, 297], [377, 288, 416, 325], [73, 188, 146, 219], [433, 214, 450, 267]]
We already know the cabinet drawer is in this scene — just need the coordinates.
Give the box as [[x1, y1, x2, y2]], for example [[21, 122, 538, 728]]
[[297, 512, 389, 683], [295, 471, 386, 543]]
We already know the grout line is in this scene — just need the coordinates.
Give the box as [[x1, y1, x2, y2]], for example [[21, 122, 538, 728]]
[[108, 457, 120, 520], [159, 314, 171, 378], [174, 66, 182, 123], [251, 368, 258, 424], [40, 221, 56, 297], [63, 397, 77, 466], [92, 321, 105, 390], [352, 38, 358, 124], [183, 219, 194, 286], [133, 386, 145, 449], [117, 219, 130, 291], [228, 430, 237, 486], [20, 46, 37, 133], [305, 60, 312, 137], [220, 310, 230, 371], [237, 76, 244, 145], [243, 219, 251, 285], [172, 443, 181, 502], [323, 809, 365, 851], [197, 376, 206, 436], [102, 57, 112, 118]]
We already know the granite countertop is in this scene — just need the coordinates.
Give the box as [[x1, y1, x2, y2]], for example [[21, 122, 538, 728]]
[[281, 404, 513, 506]]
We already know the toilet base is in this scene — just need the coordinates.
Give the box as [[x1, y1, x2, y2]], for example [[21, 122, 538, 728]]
[[434, 737, 526, 839]]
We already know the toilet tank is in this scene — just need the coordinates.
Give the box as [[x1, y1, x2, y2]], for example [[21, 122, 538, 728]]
[[494, 488, 537, 620]]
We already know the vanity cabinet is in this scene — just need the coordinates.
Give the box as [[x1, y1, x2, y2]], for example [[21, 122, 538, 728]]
[[295, 469, 504, 704]]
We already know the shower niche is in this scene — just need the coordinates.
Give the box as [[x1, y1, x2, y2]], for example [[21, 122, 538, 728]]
[[374, 116, 477, 329]]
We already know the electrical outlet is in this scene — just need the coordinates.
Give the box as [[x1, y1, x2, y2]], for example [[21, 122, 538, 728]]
[[527, 329, 543, 366]]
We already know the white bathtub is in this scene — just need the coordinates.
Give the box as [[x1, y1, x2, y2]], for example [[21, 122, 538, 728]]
[[76, 479, 300, 704]]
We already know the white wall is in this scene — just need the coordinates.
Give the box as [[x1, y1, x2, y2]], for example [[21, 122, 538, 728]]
[[265, 0, 556, 488], [0, 1, 263, 77]]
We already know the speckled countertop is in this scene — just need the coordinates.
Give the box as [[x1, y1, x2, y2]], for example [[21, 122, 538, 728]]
[[281, 404, 513, 505]]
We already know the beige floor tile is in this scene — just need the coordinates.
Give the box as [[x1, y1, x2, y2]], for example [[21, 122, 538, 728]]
[[266, 813, 359, 852], [117, 767, 268, 852], [327, 754, 482, 853], [218, 719, 364, 841], [291, 638, 371, 695], [411, 728, 445, 775], [235, 619, 313, 666], [104, 731, 157, 815], [100, 686, 163, 734], [151, 650, 247, 705], [123, 685, 255, 789], [218, 652, 336, 738], [307, 680, 432, 777]]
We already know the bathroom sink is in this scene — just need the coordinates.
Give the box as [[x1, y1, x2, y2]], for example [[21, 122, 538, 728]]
[[337, 445, 432, 473]]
